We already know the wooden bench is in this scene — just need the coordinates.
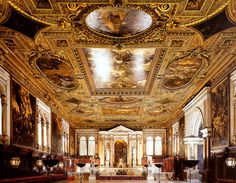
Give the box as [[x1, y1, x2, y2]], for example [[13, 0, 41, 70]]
[[0, 174, 66, 183]]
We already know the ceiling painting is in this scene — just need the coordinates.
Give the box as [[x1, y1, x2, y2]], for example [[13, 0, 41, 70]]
[[102, 107, 140, 116], [162, 57, 204, 89], [0, 0, 235, 129], [33, 56, 78, 89], [100, 96, 141, 104], [83, 47, 156, 90], [85, 7, 152, 37]]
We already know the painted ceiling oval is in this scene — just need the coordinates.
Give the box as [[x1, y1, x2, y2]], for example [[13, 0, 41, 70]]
[[162, 57, 203, 89], [85, 7, 152, 37], [36, 57, 77, 89]]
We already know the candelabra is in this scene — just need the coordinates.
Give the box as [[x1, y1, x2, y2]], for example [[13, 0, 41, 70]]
[[183, 160, 199, 183], [154, 163, 162, 183], [77, 163, 86, 183]]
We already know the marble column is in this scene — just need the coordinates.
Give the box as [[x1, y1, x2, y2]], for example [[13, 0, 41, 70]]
[[137, 135, 142, 166], [201, 127, 212, 183], [0, 95, 8, 144], [46, 121, 49, 152], [42, 118, 45, 151], [230, 70, 236, 144], [136, 135, 139, 166], [128, 135, 131, 167], [143, 136, 146, 156]]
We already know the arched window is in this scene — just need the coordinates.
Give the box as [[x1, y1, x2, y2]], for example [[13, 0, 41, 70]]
[[36, 99, 51, 152], [80, 136, 87, 156], [146, 136, 153, 156], [172, 123, 179, 155], [88, 136, 95, 156], [155, 136, 162, 155], [62, 120, 69, 155]]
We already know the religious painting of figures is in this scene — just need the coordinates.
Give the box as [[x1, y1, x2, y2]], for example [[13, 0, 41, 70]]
[[179, 117, 185, 157], [69, 127, 75, 156], [211, 78, 230, 148], [84, 48, 155, 89], [114, 140, 127, 167], [162, 57, 203, 89], [166, 127, 172, 156], [35, 57, 77, 89], [51, 113, 63, 154], [86, 7, 152, 37], [12, 81, 36, 148]]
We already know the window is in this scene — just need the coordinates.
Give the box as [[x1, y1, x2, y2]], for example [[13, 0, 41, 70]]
[[155, 136, 162, 155], [36, 99, 51, 152], [172, 123, 179, 155], [80, 136, 87, 156], [62, 120, 69, 155], [88, 136, 95, 156], [146, 136, 153, 155]]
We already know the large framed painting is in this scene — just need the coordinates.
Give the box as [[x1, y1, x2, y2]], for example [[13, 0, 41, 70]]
[[179, 116, 185, 156], [166, 127, 172, 156], [211, 77, 230, 149], [12, 81, 36, 148], [69, 127, 75, 156], [51, 112, 63, 154]]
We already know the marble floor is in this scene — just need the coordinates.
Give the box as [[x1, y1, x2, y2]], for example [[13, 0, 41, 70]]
[[56, 177, 201, 183], [56, 180, 200, 183]]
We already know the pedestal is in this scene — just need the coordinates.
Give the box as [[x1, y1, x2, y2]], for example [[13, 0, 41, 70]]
[[89, 167, 96, 181], [89, 175, 96, 181], [147, 166, 154, 180]]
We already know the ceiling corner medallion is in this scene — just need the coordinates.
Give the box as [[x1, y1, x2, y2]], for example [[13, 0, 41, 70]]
[[28, 46, 78, 90]]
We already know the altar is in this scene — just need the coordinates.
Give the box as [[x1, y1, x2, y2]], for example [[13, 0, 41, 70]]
[[98, 125, 143, 167]]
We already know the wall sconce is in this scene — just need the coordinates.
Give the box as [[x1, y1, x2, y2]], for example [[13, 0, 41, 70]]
[[225, 157, 236, 168], [59, 162, 64, 169], [36, 159, 43, 168], [225, 157, 236, 183], [10, 156, 21, 168]]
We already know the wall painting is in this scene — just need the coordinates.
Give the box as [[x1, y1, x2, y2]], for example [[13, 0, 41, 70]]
[[51, 112, 63, 154], [69, 127, 75, 156], [12, 81, 36, 148], [211, 78, 230, 149]]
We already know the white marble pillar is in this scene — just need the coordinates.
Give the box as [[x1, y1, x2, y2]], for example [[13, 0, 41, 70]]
[[230, 70, 236, 144]]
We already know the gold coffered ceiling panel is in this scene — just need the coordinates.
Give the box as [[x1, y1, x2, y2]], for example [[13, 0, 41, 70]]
[[0, 0, 236, 129]]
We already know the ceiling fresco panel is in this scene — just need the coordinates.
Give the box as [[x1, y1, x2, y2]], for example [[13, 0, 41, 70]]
[[83, 48, 156, 90], [86, 7, 152, 37], [162, 57, 204, 89]]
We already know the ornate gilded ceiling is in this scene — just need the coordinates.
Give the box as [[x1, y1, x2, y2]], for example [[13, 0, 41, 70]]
[[0, 0, 236, 130]]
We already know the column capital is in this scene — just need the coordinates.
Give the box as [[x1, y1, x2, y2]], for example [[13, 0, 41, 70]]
[[1, 95, 7, 106], [201, 127, 211, 138]]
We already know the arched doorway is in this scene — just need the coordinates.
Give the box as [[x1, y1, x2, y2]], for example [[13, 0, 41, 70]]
[[184, 108, 204, 180], [114, 140, 127, 167]]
